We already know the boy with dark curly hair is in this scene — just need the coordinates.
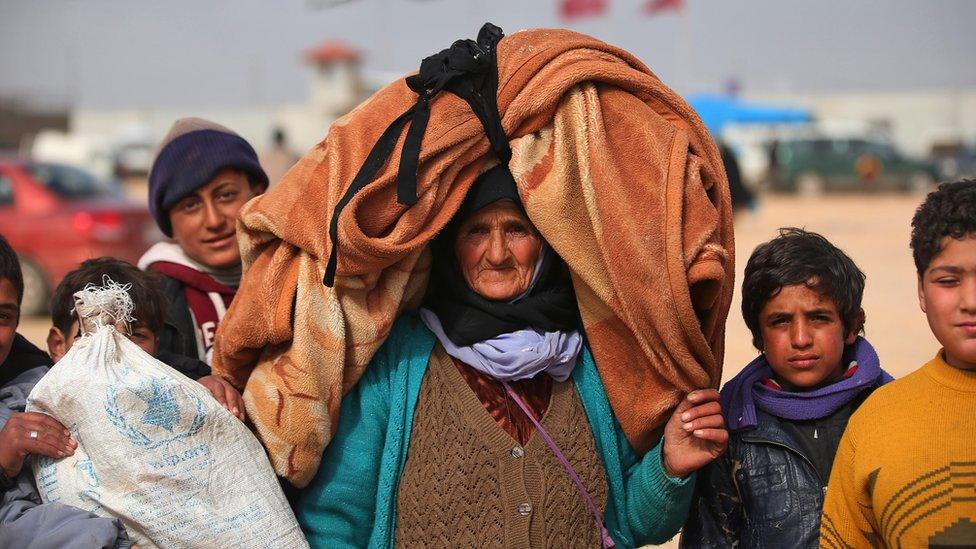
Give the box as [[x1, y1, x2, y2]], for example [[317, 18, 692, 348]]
[[820, 180, 976, 547], [682, 228, 891, 548]]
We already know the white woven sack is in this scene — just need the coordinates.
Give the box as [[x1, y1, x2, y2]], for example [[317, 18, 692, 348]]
[[26, 279, 309, 548]]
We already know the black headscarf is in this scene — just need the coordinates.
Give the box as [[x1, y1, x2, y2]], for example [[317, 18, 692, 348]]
[[422, 165, 580, 347]]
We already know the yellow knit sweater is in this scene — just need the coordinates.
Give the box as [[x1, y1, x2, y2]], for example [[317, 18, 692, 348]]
[[820, 351, 976, 548]]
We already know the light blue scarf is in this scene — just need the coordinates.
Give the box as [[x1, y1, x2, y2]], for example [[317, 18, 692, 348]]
[[419, 308, 583, 382]]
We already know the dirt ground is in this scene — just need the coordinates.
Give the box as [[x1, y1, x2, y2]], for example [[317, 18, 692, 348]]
[[12, 192, 937, 546]]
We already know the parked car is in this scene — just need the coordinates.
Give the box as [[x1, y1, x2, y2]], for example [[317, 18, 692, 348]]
[[113, 141, 154, 179], [767, 137, 940, 194], [0, 158, 162, 315], [931, 143, 976, 181]]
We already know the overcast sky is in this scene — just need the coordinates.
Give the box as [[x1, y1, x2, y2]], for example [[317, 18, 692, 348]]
[[2, 0, 975, 110]]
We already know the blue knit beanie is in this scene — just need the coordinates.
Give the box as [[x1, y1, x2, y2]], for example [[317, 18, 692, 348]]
[[148, 117, 268, 236]]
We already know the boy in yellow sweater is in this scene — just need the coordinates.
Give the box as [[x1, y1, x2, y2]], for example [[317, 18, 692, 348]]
[[820, 179, 976, 547]]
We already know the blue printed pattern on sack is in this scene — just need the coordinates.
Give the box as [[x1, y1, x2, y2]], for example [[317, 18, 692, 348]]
[[75, 459, 102, 513], [105, 378, 208, 449], [35, 456, 60, 503], [128, 495, 271, 546], [135, 381, 181, 432]]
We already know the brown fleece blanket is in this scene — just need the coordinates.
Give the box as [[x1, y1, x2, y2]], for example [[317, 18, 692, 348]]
[[212, 27, 734, 487]]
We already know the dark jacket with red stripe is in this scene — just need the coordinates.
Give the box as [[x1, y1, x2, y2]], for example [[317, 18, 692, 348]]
[[156, 273, 212, 380]]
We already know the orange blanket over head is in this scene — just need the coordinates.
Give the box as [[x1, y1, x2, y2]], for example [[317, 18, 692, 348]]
[[212, 25, 734, 487]]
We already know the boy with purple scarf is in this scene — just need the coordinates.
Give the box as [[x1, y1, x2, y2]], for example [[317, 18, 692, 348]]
[[680, 228, 892, 549]]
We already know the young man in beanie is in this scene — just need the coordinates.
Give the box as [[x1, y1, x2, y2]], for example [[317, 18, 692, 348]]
[[139, 118, 268, 368]]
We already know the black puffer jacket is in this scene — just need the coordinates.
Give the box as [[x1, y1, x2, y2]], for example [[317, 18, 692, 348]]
[[680, 404, 862, 549]]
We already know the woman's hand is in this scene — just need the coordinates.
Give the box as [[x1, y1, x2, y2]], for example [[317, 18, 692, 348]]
[[197, 375, 246, 421], [0, 412, 76, 477], [661, 389, 728, 479]]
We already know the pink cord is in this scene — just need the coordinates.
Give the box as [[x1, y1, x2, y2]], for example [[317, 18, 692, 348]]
[[503, 382, 616, 549]]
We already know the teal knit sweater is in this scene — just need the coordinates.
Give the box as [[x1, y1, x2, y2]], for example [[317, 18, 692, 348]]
[[296, 314, 695, 548]]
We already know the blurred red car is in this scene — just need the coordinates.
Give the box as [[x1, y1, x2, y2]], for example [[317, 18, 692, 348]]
[[0, 158, 161, 315]]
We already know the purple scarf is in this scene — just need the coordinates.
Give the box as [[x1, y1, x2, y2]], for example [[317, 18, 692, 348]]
[[721, 337, 893, 432]]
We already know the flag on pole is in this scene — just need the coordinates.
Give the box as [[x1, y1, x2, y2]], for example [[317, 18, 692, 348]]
[[643, 0, 683, 16], [559, 0, 608, 21]]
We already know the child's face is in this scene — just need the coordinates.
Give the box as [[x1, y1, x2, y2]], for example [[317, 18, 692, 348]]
[[917, 235, 976, 371], [758, 283, 858, 391], [0, 277, 20, 367], [48, 320, 159, 362], [168, 168, 259, 271]]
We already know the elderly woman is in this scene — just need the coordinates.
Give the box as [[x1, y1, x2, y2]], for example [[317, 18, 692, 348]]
[[295, 165, 728, 548]]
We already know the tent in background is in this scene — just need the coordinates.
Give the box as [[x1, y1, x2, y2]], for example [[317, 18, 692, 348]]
[[688, 93, 811, 137]]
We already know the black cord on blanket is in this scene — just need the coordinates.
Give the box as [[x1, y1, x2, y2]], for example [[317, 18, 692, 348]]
[[324, 22, 511, 287]]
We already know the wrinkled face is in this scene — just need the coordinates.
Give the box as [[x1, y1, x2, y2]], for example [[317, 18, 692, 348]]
[[758, 283, 858, 391], [0, 278, 19, 367], [454, 200, 543, 302], [51, 320, 158, 362], [169, 168, 260, 270], [918, 236, 976, 371]]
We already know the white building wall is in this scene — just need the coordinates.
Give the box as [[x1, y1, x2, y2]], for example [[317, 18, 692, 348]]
[[71, 105, 308, 150]]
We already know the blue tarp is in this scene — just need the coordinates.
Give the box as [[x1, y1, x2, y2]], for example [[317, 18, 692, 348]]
[[688, 93, 811, 136]]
